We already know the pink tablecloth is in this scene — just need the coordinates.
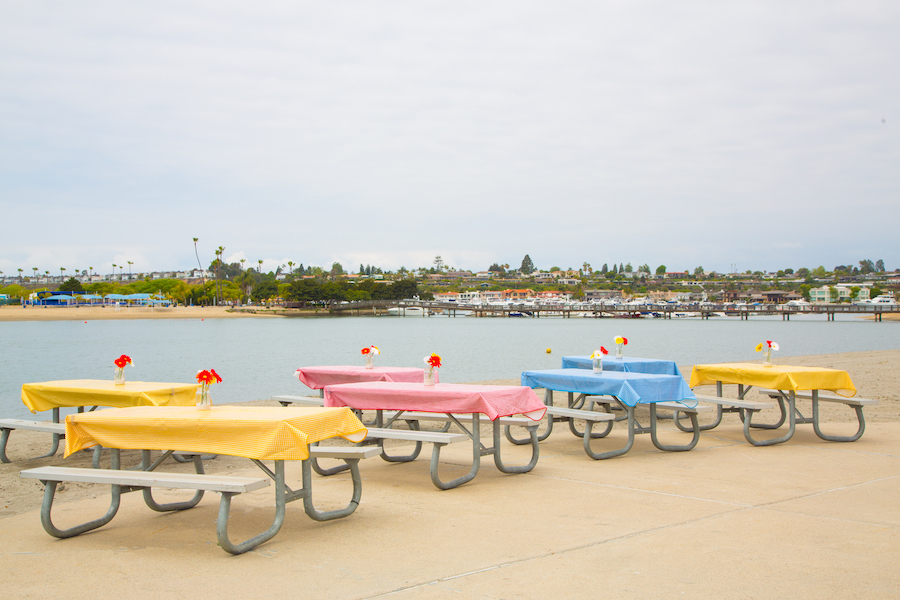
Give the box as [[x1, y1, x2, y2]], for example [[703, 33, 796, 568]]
[[294, 366, 434, 389], [324, 382, 547, 421]]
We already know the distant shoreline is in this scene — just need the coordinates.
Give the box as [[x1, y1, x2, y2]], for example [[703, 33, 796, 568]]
[[2, 304, 898, 322], [0, 305, 284, 322]]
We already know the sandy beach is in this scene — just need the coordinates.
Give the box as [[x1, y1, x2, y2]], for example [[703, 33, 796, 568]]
[[1, 342, 897, 597], [0, 304, 283, 321]]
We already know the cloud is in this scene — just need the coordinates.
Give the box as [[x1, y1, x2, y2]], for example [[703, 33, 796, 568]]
[[1, 2, 897, 275]]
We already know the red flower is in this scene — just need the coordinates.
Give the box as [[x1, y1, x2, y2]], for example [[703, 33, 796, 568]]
[[196, 369, 221, 385], [601, 346, 608, 355], [361, 347, 371, 355], [114, 354, 132, 368], [425, 353, 442, 369], [622, 337, 628, 345]]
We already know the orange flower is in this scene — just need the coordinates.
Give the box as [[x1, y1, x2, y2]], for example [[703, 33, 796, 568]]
[[424, 353, 442, 369]]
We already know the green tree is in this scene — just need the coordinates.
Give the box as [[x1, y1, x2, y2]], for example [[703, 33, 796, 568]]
[[251, 280, 278, 303], [519, 255, 535, 275], [58, 277, 84, 292], [656, 265, 667, 275], [875, 259, 885, 272], [859, 260, 875, 274]]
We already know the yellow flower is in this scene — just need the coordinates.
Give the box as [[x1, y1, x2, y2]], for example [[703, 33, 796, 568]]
[[614, 336, 624, 345], [755, 343, 763, 352]]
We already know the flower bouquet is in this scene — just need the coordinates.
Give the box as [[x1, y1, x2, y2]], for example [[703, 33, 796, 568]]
[[590, 347, 608, 373], [361, 345, 380, 369], [755, 340, 779, 365], [614, 336, 628, 359], [113, 354, 133, 385], [196, 368, 222, 410], [423, 353, 441, 386]]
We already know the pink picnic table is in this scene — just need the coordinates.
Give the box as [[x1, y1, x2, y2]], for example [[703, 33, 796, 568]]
[[324, 381, 547, 489], [294, 366, 434, 397]]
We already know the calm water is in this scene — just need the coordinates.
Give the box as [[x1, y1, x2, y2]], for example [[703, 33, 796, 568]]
[[1, 314, 896, 419]]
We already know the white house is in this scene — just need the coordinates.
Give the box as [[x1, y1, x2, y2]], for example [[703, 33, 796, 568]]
[[810, 285, 871, 303]]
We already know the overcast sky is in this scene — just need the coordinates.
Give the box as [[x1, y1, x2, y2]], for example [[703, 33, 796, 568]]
[[1, 1, 897, 278]]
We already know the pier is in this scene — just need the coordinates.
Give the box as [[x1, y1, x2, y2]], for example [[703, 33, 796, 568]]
[[282, 300, 900, 321]]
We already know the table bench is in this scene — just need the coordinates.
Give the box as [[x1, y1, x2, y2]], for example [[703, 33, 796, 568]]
[[670, 394, 776, 432], [274, 394, 326, 407], [0, 419, 65, 463], [21, 444, 380, 554], [756, 388, 878, 442]]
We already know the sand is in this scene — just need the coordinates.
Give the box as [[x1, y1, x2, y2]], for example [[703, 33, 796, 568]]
[[0, 304, 282, 321]]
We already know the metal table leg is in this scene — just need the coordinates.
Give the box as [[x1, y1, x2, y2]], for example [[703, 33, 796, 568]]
[[649, 404, 700, 451], [812, 390, 866, 442], [581, 405, 635, 460], [743, 391, 796, 446], [430, 413, 480, 490]]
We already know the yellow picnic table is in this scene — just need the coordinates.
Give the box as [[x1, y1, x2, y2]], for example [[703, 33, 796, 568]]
[[22, 405, 371, 554], [688, 362, 861, 446]]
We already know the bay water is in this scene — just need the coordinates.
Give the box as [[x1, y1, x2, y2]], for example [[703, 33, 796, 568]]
[[1, 314, 896, 420]]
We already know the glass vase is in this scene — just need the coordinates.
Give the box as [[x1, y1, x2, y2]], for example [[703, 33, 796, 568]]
[[424, 368, 437, 386], [114, 367, 125, 385], [365, 354, 374, 369], [615, 343, 624, 359], [592, 357, 603, 373], [764, 349, 772, 365], [197, 383, 212, 410]]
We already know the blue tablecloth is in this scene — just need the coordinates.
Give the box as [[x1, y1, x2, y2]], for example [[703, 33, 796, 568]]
[[521, 369, 697, 408], [561, 356, 682, 376]]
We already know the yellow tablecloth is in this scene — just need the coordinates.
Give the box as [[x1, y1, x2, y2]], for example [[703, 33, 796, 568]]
[[21, 380, 200, 413], [689, 363, 856, 397], [64, 405, 368, 461]]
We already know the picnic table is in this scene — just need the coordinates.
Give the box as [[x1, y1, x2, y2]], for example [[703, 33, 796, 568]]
[[324, 381, 546, 489], [561, 355, 682, 376], [519, 369, 703, 459], [2, 379, 200, 463], [21, 405, 373, 554], [294, 366, 433, 397], [688, 362, 867, 445]]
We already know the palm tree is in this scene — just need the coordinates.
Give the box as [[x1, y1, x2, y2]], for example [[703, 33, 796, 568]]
[[18, 268, 23, 282], [127, 261, 133, 279], [287, 261, 294, 278], [215, 246, 225, 306], [89, 266, 93, 279], [60, 267, 66, 280], [112, 264, 117, 280], [258, 259, 263, 273], [192, 237, 208, 287]]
